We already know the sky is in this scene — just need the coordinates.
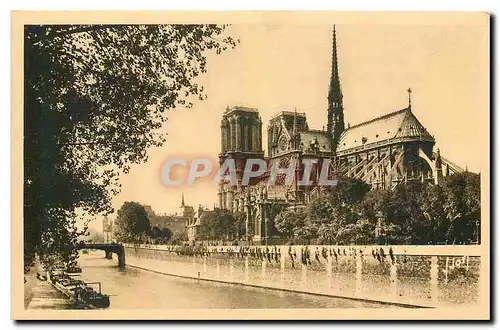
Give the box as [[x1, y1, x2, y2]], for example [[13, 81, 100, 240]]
[[88, 19, 489, 231]]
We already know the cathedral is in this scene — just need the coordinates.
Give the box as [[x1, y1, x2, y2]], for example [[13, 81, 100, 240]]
[[211, 26, 464, 244]]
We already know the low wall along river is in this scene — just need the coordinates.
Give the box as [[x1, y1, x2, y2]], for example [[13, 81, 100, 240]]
[[117, 244, 483, 308]]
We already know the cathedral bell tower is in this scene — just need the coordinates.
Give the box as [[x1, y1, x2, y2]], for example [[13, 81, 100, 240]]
[[218, 106, 264, 212], [326, 25, 345, 152]]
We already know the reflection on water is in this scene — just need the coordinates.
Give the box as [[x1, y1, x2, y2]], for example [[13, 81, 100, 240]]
[[77, 252, 391, 309]]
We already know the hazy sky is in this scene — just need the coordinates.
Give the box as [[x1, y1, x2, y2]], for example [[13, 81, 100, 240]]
[[90, 20, 489, 230]]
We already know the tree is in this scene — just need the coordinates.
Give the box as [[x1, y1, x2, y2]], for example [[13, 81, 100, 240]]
[[360, 183, 428, 244], [273, 177, 370, 244], [420, 184, 448, 243], [274, 208, 308, 241], [170, 231, 188, 245], [304, 197, 337, 244], [306, 177, 369, 244], [150, 226, 162, 239], [360, 189, 392, 221], [233, 211, 247, 239], [150, 226, 173, 243], [24, 25, 238, 269], [352, 219, 377, 244], [358, 173, 481, 245], [161, 227, 173, 241], [388, 184, 429, 244], [113, 202, 151, 243], [443, 172, 481, 243], [197, 209, 235, 240], [317, 223, 338, 244], [330, 177, 371, 207], [292, 223, 318, 244]]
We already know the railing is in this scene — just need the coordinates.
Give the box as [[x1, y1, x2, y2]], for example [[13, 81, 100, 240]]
[[123, 243, 483, 257]]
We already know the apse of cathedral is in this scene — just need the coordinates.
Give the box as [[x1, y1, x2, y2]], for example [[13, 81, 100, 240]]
[[215, 26, 464, 243]]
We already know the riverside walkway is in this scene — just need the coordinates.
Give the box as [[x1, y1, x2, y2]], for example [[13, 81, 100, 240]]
[[26, 278, 72, 310]]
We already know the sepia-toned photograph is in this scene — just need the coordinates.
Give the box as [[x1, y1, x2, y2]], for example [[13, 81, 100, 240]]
[[11, 11, 490, 320]]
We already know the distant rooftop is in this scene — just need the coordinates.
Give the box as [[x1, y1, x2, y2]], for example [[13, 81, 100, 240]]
[[270, 111, 307, 120], [224, 106, 259, 115]]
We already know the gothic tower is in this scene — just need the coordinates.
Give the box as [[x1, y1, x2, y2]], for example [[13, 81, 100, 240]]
[[219, 106, 264, 211], [326, 25, 345, 151]]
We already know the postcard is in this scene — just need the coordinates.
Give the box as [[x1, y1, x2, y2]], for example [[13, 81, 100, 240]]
[[12, 11, 490, 320]]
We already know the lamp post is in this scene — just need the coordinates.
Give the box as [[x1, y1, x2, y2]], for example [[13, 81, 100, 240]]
[[475, 219, 480, 244]]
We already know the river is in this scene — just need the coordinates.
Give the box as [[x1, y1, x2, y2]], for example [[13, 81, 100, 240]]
[[76, 251, 391, 309]]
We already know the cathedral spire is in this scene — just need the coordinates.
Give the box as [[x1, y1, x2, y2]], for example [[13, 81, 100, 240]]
[[181, 193, 185, 207], [293, 107, 298, 136], [327, 25, 345, 151], [292, 107, 299, 149], [331, 25, 341, 95], [407, 88, 412, 109]]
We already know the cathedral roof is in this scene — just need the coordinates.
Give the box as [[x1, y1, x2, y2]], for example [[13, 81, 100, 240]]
[[337, 107, 434, 152], [299, 130, 332, 153], [223, 106, 259, 118], [270, 111, 306, 121]]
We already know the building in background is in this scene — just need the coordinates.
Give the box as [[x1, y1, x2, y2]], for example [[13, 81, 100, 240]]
[[144, 194, 193, 237], [102, 216, 113, 243], [186, 205, 216, 243]]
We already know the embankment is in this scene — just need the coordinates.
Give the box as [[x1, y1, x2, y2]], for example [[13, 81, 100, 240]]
[[115, 244, 483, 308]]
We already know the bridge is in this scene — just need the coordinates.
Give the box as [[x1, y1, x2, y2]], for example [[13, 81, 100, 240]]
[[73, 243, 126, 268]]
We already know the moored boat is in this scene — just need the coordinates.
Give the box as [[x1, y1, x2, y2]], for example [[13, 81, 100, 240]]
[[48, 271, 110, 309]]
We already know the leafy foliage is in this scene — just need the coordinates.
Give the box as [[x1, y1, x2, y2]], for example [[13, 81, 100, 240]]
[[148, 225, 173, 244], [443, 172, 481, 243], [274, 177, 370, 244], [273, 173, 480, 245], [113, 202, 151, 243], [274, 207, 308, 241], [329, 177, 371, 206], [197, 209, 235, 240], [233, 211, 247, 239], [161, 227, 174, 241], [24, 24, 238, 269], [382, 184, 428, 244], [150, 226, 162, 239], [170, 231, 188, 245]]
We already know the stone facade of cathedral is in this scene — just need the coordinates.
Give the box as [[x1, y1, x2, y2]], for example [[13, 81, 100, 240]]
[[199, 26, 464, 244]]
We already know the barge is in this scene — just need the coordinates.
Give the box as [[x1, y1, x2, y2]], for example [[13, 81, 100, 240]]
[[48, 271, 110, 309]]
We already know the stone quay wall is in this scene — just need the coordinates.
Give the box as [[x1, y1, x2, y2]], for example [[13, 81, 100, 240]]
[[120, 244, 483, 308]]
